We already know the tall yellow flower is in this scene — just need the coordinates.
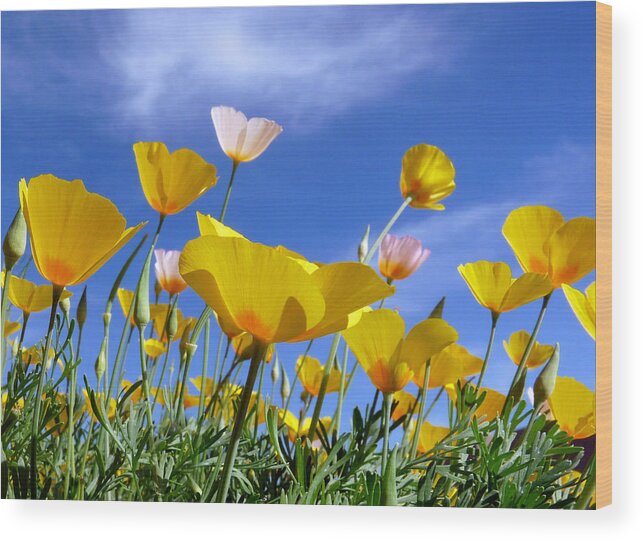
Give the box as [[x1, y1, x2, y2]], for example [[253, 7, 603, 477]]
[[143, 338, 166, 359], [445, 384, 506, 422], [547, 376, 595, 439], [503, 330, 555, 369], [409, 421, 450, 454], [179, 234, 393, 345], [279, 409, 331, 443], [391, 390, 418, 421], [415, 343, 483, 389], [19, 175, 145, 287], [562, 282, 596, 340], [133, 142, 218, 216], [4, 275, 72, 314], [399, 144, 456, 210], [502, 206, 596, 288], [458, 261, 552, 315], [342, 309, 458, 393], [296, 355, 344, 397]]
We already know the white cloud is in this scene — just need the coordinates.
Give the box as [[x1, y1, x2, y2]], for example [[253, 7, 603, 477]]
[[99, 7, 459, 130]]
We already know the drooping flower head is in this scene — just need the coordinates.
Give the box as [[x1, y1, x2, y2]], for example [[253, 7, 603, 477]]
[[19, 175, 145, 287], [502, 206, 596, 288], [154, 249, 188, 295], [211, 106, 283, 163], [458, 261, 553, 316], [562, 282, 596, 340], [400, 144, 456, 210], [379, 234, 430, 281], [133, 142, 218, 216], [503, 330, 555, 369], [342, 309, 458, 394], [2, 273, 72, 314]]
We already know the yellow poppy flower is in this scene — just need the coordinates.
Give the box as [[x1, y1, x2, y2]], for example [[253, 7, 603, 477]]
[[179, 234, 393, 345], [342, 309, 458, 394], [231, 332, 275, 363], [503, 330, 555, 369], [391, 390, 418, 422], [82, 389, 117, 422], [3, 274, 72, 314], [409, 421, 450, 454], [399, 144, 456, 210], [458, 260, 553, 315], [45, 392, 82, 436], [117, 288, 136, 326], [19, 174, 145, 287], [445, 384, 506, 422], [416, 343, 483, 389], [296, 355, 344, 397], [21, 345, 55, 367], [144, 338, 167, 359], [279, 409, 331, 442], [121, 380, 143, 403], [547, 376, 595, 439], [502, 206, 596, 288], [562, 282, 596, 340], [4, 320, 21, 338], [133, 142, 218, 216], [2, 392, 25, 412]]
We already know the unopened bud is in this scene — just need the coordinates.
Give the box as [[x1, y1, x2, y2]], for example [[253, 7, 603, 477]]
[[76, 287, 88, 329], [59, 296, 71, 316], [533, 344, 560, 407], [280, 366, 290, 405], [179, 323, 192, 357], [95, 338, 107, 382], [358, 224, 370, 262], [154, 279, 162, 302], [271, 353, 280, 384], [428, 297, 446, 319], [167, 303, 179, 341], [507, 366, 527, 408], [3, 208, 27, 272], [134, 254, 151, 328]]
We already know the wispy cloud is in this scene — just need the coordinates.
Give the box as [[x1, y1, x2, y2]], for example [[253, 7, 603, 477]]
[[97, 6, 460, 131]]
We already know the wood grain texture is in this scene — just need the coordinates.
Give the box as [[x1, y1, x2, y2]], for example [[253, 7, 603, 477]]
[[595, 1, 612, 509]]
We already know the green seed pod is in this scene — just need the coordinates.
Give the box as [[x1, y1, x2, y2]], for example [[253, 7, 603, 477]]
[[167, 303, 178, 341], [533, 344, 560, 407], [271, 352, 280, 384], [95, 337, 107, 382], [280, 366, 290, 405], [428, 296, 446, 319], [154, 279, 162, 302], [358, 224, 370, 262], [134, 254, 151, 328], [2, 208, 27, 271], [380, 445, 399, 506], [76, 287, 88, 329], [507, 366, 528, 408]]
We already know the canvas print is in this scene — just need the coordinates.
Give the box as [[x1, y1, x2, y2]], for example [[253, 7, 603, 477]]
[[1, 2, 610, 507]]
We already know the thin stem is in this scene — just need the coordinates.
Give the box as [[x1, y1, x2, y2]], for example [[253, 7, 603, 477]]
[[63, 325, 83, 497], [253, 360, 266, 440], [281, 339, 313, 423], [198, 316, 211, 419], [307, 333, 341, 441], [218, 161, 240, 222], [17, 311, 29, 353], [475, 312, 500, 390], [410, 359, 431, 457], [503, 293, 552, 414], [381, 392, 393, 477], [333, 341, 350, 436], [214, 343, 266, 503], [574, 454, 596, 509], [137, 326, 155, 446], [30, 283, 64, 499], [0, 266, 13, 398], [363, 197, 412, 264]]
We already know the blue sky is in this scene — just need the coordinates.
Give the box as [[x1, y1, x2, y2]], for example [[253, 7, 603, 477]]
[[1, 3, 596, 428]]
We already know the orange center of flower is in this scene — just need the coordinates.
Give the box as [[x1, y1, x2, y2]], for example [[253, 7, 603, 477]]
[[235, 310, 273, 345], [527, 256, 549, 274], [551, 265, 579, 288], [43, 258, 75, 286]]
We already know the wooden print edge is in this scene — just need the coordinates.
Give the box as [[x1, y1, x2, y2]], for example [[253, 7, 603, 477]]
[[595, 0, 612, 509]]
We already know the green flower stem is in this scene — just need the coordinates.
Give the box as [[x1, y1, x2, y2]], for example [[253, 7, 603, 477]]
[[198, 316, 211, 419], [137, 325, 155, 446], [218, 160, 240, 223], [17, 311, 30, 354], [363, 196, 412, 264], [502, 293, 552, 414], [381, 392, 393, 477], [206, 331, 225, 419], [332, 341, 351, 436], [253, 360, 266, 440], [475, 312, 500, 390], [215, 343, 266, 503], [421, 386, 444, 424], [410, 360, 431, 457], [63, 324, 83, 498], [0, 266, 13, 397], [574, 454, 596, 509], [152, 342, 172, 413], [280, 339, 313, 424], [307, 333, 341, 442], [30, 283, 64, 499], [77, 419, 94, 500]]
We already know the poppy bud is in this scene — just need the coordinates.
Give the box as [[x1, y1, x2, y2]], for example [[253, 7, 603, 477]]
[[59, 296, 71, 316], [76, 287, 88, 329], [95, 337, 107, 382], [2, 208, 26, 271], [280, 366, 290, 405], [533, 344, 560, 407], [428, 297, 446, 319], [167, 303, 178, 341], [271, 352, 280, 384], [358, 225, 370, 262], [507, 366, 527, 408], [154, 279, 162, 302], [134, 254, 151, 328]]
